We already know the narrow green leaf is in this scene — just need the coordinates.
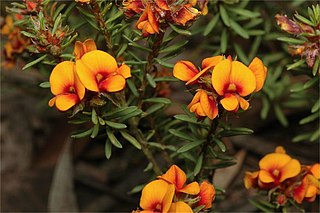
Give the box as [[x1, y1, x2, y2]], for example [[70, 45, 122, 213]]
[[292, 132, 312, 143], [120, 131, 141, 149], [220, 28, 228, 53], [39, 81, 50, 88], [90, 124, 99, 138], [287, 59, 306, 70], [71, 127, 93, 139], [20, 31, 36, 38], [312, 56, 319, 76], [144, 104, 165, 116], [105, 10, 123, 24], [128, 42, 152, 52], [230, 19, 249, 39], [53, 4, 66, 20], [249, 36, 262, 61], [214, 138, 226, 152], [144, 97, 171, 104], [128, 184, 144, 194], [227, 7, 260, 18], [311, 100, 320, 113], [98, 117, 105, 125], [274, 104, 288, 127], [76, 6, 95, 18], [154, 76, 179, 82], [219, 4, 230, 27], [177, 140, 205, 153], [203, 14, 220, 36], [105, 140, 112, 159], [107, 129, 122, 148], [105, 121, 127, 129], [154, 58, 174, 68], [22, 54, 47, 70], [249, 199, 274, 213], [169, 129, 196, 142], [146, 73, 156, 88], [260, 96, 270, 120], [118, 109, 143, 122], [299, 113, 319, 125], [303, 77, 318, 90], [159, 40, 188, 54], [116, 43, 128, 58], [194, 154, 203, 176], [127, 79, 139, 97], [168, 23, 192, 35], [277, 37, 305, 44], [174, 114, 208, 126], [104, 106, 138, 118], [52, 13, 62, 36], [294, 13, 315, 26], [234, 43, 249, 64], [310, 129, 320, 142], [91, 108, 98, 125]]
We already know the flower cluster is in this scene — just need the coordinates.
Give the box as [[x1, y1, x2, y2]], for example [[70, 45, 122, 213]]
[[122, 0, 207, 36], [244, 146, 320, 206], [49, 39, 131, 111], [173, 55, 267, 120], [134, 165, 215, 213], [275, 11, 320, 69]]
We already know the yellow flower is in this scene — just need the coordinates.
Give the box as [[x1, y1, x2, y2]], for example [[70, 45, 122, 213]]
[[168, 201, 193, 213], [49, 61, 85, 111], [75, 50, 131, 93], [139, 180, 175, 213], [187, 89, 218, 120], [158, 165, 200, 195]]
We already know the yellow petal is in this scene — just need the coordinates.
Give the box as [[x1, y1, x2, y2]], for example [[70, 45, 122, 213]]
[[173, 61, 199, 82], [310, 163, 320, 179], [220, 93, 239, 111], [249, 57, 267, 92], [117, 63, 131, 79], [168, 201, 193, 213], [74, 71, 86, 100], [279, 159, 301, 182], [140, 180, 174, 212], [75, 59, 99, 92], [230, 61, 256, 96], [74, 41, 86, 59], [83, 39, 97, 52], [187, 90, 202, 108], [50, 61, 75, 95], [186, 65, 210, 85], [212, 59, 232, 95], [259, 153, 292, 171], [189, 103, 206, 117], [99, 74, 126, 92], [239, 97, 249, 110], [48, 97, 56, 107], [202, 55, 224, 69], [275, 146, 286, 154], [147, 6, 159, 33], [55, 94, 78, 111], [200, 90, 218, 119], [159, 165, 187, 190], [179, 181, 200, 195], [259, 170, 275, 183]]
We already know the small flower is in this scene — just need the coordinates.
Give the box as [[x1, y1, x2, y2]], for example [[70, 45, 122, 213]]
[[212, 57, 267, 112], [73, 39, 97, 59], [196, 181, 215, 209], [258, 152, 301, 187], [139, 179, 175, 213], [158, 165, 200, 195], [168, 201, 193, 213], [75, 50, 131, 93], [136, 4, 160, 37], [244, 171, 259, 189], [49, 61, 85, 111], [275, 14, 302, 35], [187, 89, 218, 120]]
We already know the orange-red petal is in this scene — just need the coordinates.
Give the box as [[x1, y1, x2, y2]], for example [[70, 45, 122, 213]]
[[220, 93, 239, 111], [159, 165, 187, 190], [279, 159, 301, 182], [248, 57, 267, 92], [55, 94, 79, 111], [212, 59, 232, 95], [168, 201, 193, 213], [199, 90, 218, 119], [50, 61, 76, 95], [99, 74, 126, 92], [197, 181, 215, 209], [230, 61, 256, 96], [202, 55, 224, 70], [173, 60, 199, 82], [117, 63, 131, 79], [179, 181, 200, 195]]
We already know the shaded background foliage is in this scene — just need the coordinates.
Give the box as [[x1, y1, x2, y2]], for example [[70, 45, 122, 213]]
[[1, 0, 319, 212]]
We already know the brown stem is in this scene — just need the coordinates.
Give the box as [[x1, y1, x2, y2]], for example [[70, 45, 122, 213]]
[[90, 0, 115, 56]]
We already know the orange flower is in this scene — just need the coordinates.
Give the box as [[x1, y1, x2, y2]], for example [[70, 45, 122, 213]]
[[173, 56, 223, 85], [136, 4, 159, 37], [158, 165, 200, 195], [197, 181, 215, 209], [139, 179, 175, 213], [49, 61, 85, 111], [75, 50, 131, 93], [171, 3, 200, 26], [168, 201, 193, 213], [187, 89, 218, 120], [258, 152, 301, 187], [244, 171, 259, 189], [74, 39, 97, 59], [212, 57, 267, 112]]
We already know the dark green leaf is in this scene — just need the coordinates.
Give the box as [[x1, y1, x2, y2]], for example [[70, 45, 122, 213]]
[[52, 13, 62, 36], [220, 28, 228, 53], [169, 129, 197, 142], [213, 138, 226, 152], [128, 184, 144, 194], [203, 14, 220, 36], [234, 43, 249, 64], [230, 19, 249, 39], [154, 76, 179, 82], [292, 132, 312, 143], [227, 7, 260, 18], [118, 109, 143, 122], [311, 129, 320, 142], [120, 131, 141, 149], [299, 113, 319, 125], [143, 97, 171, 104], [274, 104, 288, 127], [71, 127, 93, 139], [91, 108, 98, 125], [294, 13, 314, 26], [219, 5, 230, 27], [103, 106, 138, 118], [107, 129, 122, 148], [312, 56, 319, 76], [177, 140, 205, 153], [146, 73, 156, 88], [105, 140, 112, 159], [90, 124, 99, 138], [168, 23, 192, 35], [193, 154, 203, 176], [159, 40, 188, 54], [174, 114, 208, 126], [127, 79, 139, 97], [287, 59, 305, 70], [154, 58, 174, 68], [311, 100, 320, 113], [21, 31, 36, 38], [144, 104, 165, 116], [22, 54, 47, 70], [105, 121, 127, 129], [277, 37, 305, 44], [303, 77, 318, 90]]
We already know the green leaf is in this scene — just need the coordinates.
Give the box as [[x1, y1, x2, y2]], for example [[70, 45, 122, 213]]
[[71, 127, 93, 139], [116, 43, 128, 58], [126, 79, 139, 97], [144, 104, 165, 116], [22, 54, 47, 70], [154, 58, 174, 68], [312, 56, 319, 76], [227, 7, 260, 18], [91, 108, 98, 125], [219, 4, 230, 27], [118, 109, 143, 122], [146, 73, 156, 88], [230, 19, 249, 39], [177, 140, 205, 153], [277, 37, 305, 44], [274, 104, 288, 127], [249, 199, 275, 213], [174, 114, 208, 126], [169, 129, 197, 142], [294, 13, 315, 26], [299, 113, 319, 125], [220, 28, 228, 53], [103, 106, 138, 118], [90, 124, 99, 138], [154, 76, 179, 82], [213, 138, 226, 152], [52, 13, 62, 36], [287, 59, 306, 70], [219, 127, 254, 137], [203, 14, 220, 36], [105, 140, 112, 159], [193, 154, 203, 176], [311, 100, 320, 113], [105, 121, 127, 129], [303, 77, 318, 90], [234, 43, 249, 64], [168, 23, 192, 35], [120, 131, 141, 149], [310, 129, 320, 142], [128, 184, 144, 194], [159, 40, 188, 54], [105, 10, 123, 24], [39, 81, 50, 88], [143, 97, 171, 104], [107, 129, 122, 148], [128, 42, 152, 52], [292, 132, 312, 143], [20, 31, 36, 38]]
